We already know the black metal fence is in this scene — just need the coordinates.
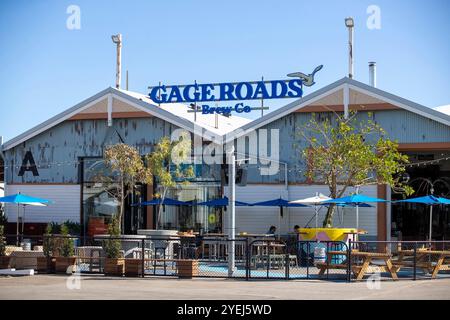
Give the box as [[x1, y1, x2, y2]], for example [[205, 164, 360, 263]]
[[3, 234, 450, 282]]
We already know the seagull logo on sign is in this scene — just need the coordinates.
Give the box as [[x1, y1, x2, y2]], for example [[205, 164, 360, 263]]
[[287, 65, 323, 87]]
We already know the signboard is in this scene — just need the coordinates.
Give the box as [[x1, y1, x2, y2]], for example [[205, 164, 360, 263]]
[[148, 65, 323, 115]]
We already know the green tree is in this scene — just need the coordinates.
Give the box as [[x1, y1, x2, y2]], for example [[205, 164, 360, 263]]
[[0, 225, 6, 257], [103, 216, 121, 259], [43, 223, 54, 258], [58, 224, 74, 257], [146, 135, 194, 229], [104, 143, 153, 233], [299, 112, 413, 227]]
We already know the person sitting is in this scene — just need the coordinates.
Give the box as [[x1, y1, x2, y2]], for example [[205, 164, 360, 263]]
[[267, 226, 277, 235], [293, 225, 302, 242]]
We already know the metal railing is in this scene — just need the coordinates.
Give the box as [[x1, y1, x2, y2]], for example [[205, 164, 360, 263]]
[[3, 234, 450, 282]]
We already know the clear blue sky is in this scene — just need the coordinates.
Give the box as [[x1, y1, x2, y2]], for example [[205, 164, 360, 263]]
[[0, 0, 449, 142]]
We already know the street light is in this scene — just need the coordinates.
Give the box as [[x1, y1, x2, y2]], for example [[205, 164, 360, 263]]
[[345, 17, 354, 78], [111, 34, 121, 43], [111, 34, 122, 89], [345, 17, 354, 28]]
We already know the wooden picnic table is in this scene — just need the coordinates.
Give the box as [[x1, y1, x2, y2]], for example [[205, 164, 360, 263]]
[[316, 250, 398, 280], [317, 251, 349, 275], [393, 248, 450, 279], [350, 251, 398, 280]]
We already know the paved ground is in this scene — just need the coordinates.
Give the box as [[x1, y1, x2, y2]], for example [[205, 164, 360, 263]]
[[0, 275, 449, 300]]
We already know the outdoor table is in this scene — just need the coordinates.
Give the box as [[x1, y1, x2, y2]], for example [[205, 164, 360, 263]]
[[202, 236, 227, 260], [250, 242, 287, 269], [317, 250, 350, 276], [350, 251, 398, 280], [317, 250, 398, 280], [393, 248, 450, 279]]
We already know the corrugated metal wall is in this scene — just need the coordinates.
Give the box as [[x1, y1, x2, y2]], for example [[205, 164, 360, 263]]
[[5, 184, 80, 223], [4, 117, 179, 184], [224, 185, 378, 237], [242, 109, 450, 184]]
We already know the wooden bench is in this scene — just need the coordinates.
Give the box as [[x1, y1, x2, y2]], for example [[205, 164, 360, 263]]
[[316, 251, 349, 276]]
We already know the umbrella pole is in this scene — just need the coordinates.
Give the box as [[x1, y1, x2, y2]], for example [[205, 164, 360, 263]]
[[16, 204, 19, 246], [429, 205, 433, 244], [356, 205, 359, 242], [22, 205, 25, 235], [315, 206, 318, 241]]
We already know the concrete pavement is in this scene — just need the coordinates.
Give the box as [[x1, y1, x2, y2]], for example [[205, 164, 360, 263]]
[[0, 275, 449, 300]]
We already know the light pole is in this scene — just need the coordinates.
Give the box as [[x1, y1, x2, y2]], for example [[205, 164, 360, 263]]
[[345, 17, 354, 79], [111, 34, 122, 89]]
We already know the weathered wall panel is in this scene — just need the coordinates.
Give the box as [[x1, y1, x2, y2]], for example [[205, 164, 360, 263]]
[[243, 109, 450, 184], [4, 118, 180, 184]]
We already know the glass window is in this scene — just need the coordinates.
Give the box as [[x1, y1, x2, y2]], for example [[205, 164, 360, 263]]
[[82, 158, 120, 236], [156, 183, 222, 233]]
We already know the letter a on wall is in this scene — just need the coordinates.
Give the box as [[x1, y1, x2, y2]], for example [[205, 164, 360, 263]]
[[18, 151, 39, 176]]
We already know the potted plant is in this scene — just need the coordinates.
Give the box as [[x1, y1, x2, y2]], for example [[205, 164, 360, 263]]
[[0, 225, 11, 269], [55, 224, 77, 273], [36, 223, 56, 273], [103, 216, 124, 276]]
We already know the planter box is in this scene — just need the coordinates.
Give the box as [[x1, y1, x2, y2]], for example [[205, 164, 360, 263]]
[[0, 256, 11, 269], [55, 257, 77, 273], [104, 258, 125, 276], [36, 257, 56, 273], [176, 259, 199, 278], [125, 259, 143, 277]]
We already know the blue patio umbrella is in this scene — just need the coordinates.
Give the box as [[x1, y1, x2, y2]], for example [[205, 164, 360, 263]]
[[252, 198, 308, 234], [252, 197, 308, 217], [0, 193, 51, 245], [322, 194, 387, 231], [393, 195, 450, 241], [323, 202, 373, 208], [134, 197, 188, 206], [252, 198, 308, 208], [197, 196, 253, 207]]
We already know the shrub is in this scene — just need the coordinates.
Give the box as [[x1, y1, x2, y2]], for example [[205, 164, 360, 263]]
[[50, 222, 61, 234], [42, 223, 54, 258], [103, 216, 121, 259], [0, 212, 7, 227], [0, 225, 6, 257], [63, 220, 81, 235], [58, 224, 74, 257]]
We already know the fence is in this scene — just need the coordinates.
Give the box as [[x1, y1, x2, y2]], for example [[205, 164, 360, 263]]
[[3, 234, 450, 281]]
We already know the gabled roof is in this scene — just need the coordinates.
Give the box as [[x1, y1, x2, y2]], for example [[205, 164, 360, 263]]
[[2, 77, 449, 151], [1, 87, 250, 151], [224, 77, 450, 143]]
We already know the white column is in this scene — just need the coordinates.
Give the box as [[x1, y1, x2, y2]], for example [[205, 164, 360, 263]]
[[228, 145, 236, 276], [107, 94, 113, 127], [343, 83, 350, 119], [386, 185, 391, 241]]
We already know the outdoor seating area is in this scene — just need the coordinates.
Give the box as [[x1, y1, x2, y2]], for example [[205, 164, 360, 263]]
[[2, 232, 450, 282]]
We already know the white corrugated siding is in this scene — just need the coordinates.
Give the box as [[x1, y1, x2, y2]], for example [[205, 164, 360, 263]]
[[224, 184, 378, 236], [5, 184, 80, 223]]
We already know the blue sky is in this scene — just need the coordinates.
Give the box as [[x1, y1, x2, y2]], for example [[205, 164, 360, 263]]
[[0, 0, 449, 141]]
